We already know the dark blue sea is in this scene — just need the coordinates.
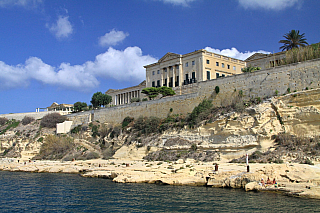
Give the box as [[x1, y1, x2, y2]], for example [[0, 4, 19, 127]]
[[0, 171, 319, 212]]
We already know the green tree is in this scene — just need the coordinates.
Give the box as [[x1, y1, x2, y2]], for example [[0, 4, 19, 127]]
[[279, 30, 308, 51], [91, 92, 103, 108], [91, 92, 112, 108], [73, 102, 88, 112], [142, 87, 159, 100], [158, 86, 175, 97], [101, 94, 112, 107]]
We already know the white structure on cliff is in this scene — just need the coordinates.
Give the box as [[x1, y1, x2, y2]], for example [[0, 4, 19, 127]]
[[106, 49, 246, 106], [105, 81, 147, 106]]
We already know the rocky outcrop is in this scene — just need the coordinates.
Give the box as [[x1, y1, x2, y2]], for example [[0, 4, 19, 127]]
[[1, 158, 319, 199]]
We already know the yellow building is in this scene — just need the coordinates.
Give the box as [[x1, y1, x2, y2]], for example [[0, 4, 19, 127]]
[[144, 49, 245, 88]]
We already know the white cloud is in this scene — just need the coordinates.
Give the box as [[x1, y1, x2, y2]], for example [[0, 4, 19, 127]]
[[99, 29, 129, 47], [47, 16, 73, 39], [238, 0, 300, 10], [157, 0, 196, 6], [0, 47, 157, 91], [0, 0, 42, 8], [204, 47, 271, 60]]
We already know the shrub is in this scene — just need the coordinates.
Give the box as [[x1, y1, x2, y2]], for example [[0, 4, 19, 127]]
[[188, 99, 213, 126], [241, 66, 261, 73], [102, 147, 115, 159], [22, 116, 35, 125], [190, 143, 197, 151], [85, 151, 100, 160], [142, 98, 148, 102], [0, 119, 20, 135], [41, 113, 66, 128], [131, 97, 140, 103], [287, 88, 291, 93], [134, 116, 146, 131], [0, 117, 8, 126], [91, 125, 99, 138], [145, 117, 161, 134], [215, 86, 220, 94], [99, 123, 110, 138], [71, 125, 82, 134], [122, 116, 134, 128], [238, 90, 244, 97], [110, 125, 121, 138], [35, 135, 74, 160]]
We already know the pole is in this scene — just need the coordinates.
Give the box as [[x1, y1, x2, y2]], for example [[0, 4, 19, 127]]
[[246, 153, 250, 172]]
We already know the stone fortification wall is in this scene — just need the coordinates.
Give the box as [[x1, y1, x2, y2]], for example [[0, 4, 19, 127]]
[[0, 111, 69, 121], [67, 59, 320, 125]]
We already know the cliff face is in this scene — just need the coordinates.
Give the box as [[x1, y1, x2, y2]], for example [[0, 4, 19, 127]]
[[1, 89, 320, 162]]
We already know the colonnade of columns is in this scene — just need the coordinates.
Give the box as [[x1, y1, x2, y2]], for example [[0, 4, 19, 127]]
[[115, 90, 141, 105], [159, 64, 182, 88]]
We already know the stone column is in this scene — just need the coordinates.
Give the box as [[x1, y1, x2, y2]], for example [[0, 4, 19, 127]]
[[167, 67, 170, 87], [172, 66, 176, 88], [160, 68, 164, 87]]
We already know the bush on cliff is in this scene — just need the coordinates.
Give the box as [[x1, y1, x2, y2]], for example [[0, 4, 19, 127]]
[[188, 99, 213, 126], [22, 116, 35, 125], [0, 117, 8, 126], [35, 135, 75, 160], [122, 116, 134, 128], [41, 113, 67, 128]]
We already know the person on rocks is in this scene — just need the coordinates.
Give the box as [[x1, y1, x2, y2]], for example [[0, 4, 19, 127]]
[[260, 178, 265, 187], [267, 177, 272, 185]]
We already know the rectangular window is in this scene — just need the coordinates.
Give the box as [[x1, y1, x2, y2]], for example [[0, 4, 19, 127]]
[[216, 62, 219, 66], [164, 79, 167, 86], [207, 71, 210, 80], [185, 62, 188, 67], [216, 73, 219, 78], [175, 76, 179, 87], [170, 66, 173, 71], [233, 66, 236, 70], [157, 70, 160, 74], [192, 61, 195, 66], [152, 81, 155, 87], [175, 65, 179, 70], [222, 63, 225, 68], [152, 71, 155, 75], [206, 60, 210, 64], [157, 80, 160, 87], [192, 72, 195, 79], [227, 64, 230, 69], [164, 68, 167, 72]]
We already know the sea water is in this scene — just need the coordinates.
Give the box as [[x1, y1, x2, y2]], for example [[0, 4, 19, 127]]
[[0, 171, 319, 212]]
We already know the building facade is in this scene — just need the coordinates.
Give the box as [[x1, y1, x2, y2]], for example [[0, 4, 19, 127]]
[[245, 52, 286, 70], [144, 49, 245, 88], [105, 81, 147, 106]]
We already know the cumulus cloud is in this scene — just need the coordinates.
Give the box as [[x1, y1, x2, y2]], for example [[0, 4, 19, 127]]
[[0, 0, 42, 8], [47, 16, 73, 39], [99, 29, 129, 47], [204, 47, 271, 60], [238, 0, 300, 10], [0, 47, 157, 91], [157, 0, 196, 6]]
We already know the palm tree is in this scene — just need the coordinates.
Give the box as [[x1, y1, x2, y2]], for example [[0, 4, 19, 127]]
[[279, 30, 308, 51]]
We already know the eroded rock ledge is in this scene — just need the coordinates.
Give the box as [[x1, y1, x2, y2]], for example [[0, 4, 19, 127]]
[[1, 158, 320, 199]]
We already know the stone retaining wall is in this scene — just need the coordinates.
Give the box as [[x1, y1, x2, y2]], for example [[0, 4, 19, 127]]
[[68, 59, 320, 125], [0, 111, 69, 121]]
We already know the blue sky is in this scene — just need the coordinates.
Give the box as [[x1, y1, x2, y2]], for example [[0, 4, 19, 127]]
[[0, 0, 319, 114]]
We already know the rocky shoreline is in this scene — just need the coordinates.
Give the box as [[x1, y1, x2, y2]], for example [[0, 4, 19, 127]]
[[1, 158, 319, 199]]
